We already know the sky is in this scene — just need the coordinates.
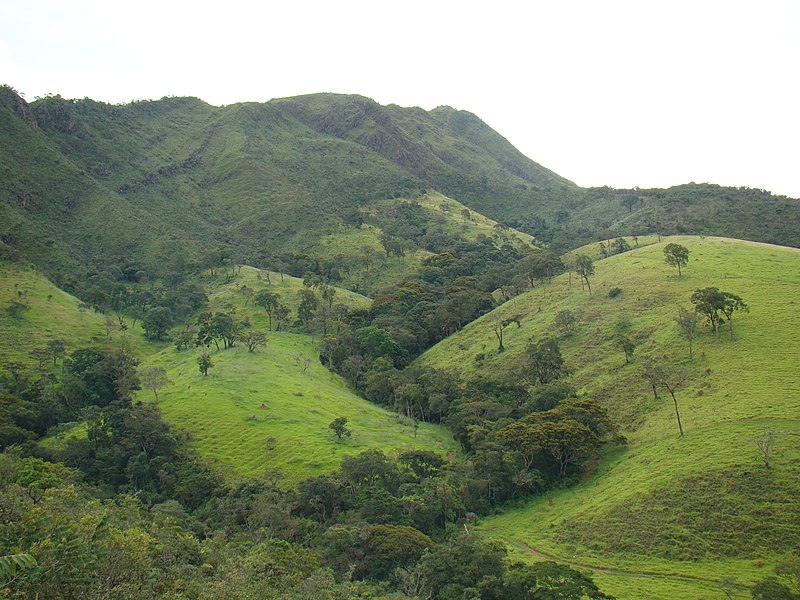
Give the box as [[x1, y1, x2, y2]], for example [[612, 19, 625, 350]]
[[1, 0, 798, 197]]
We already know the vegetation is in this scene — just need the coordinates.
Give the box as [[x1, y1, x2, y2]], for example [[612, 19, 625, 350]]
[[2, 80, 800, 598], [419, 236, 800, 598]]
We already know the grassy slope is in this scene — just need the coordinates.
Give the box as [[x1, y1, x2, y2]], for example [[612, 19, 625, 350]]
[[418, 236, 800, 599], [0, 263, 458, 484], [136, 267, 459, 483], [0, 261, 122, 361]]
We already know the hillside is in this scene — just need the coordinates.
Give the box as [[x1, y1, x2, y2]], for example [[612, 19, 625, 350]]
[[418, 236, 800, 598], [0, 86, 569, 290], [139, 267, 459, 482], [0, 262, 458, 483], [4, 85, 800, 302]]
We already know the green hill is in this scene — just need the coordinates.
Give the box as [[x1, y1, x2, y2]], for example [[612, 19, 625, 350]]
[[4, 84, 800, 302], [418, 236, 800, 598], [139, 266, 459, 483], [0, 86, 568, 290]]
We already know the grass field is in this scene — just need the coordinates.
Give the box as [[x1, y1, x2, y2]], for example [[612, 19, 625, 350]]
[[0, 261, 146, 361], [419, 236, 800, 599], [1, 262, 459, 484], [140, 266, 459, 483]]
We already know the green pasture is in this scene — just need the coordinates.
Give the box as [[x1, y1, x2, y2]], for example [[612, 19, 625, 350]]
[[420, 236, 800, 598]]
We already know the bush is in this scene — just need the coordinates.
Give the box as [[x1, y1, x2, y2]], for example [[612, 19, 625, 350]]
[[608, 287, 623, 298]]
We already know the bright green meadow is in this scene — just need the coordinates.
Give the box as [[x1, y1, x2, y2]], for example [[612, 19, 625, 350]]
[[420, 236, 800, 599]]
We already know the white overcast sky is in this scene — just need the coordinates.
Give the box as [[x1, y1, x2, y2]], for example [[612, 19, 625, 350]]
[[1, 0, 798, 197]]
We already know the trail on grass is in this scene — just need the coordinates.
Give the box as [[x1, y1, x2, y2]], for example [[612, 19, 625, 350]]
[[518, 543, 746, 589]]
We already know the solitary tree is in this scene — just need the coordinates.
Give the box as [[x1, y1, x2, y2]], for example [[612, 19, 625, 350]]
[[574, 254, 595, 295], [552, 310, 578, 337], [197, 352, 213, 376], [691, 287, 748, 338], [139, 365, 172, 401], [240, 329, 267, 353], [525, 338, 568, 385], [676, 307, 700, 358], [663, 243, 690, 277], [329, 416, 352, 439], [489, 313, 521, 352], [614, 333, 636, 365], [254, 290, 279, 330], [755, 428, 778, 469], [641, 359, 688, 436]]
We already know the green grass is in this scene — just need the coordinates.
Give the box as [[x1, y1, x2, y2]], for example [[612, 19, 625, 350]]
[[133, 267, 459, 484], [0, 261, 119, 362], [142, 333, 458, 484], [416, 191, 537, 249], [419, 236, 800, 599], [0, 261, 458, 484]]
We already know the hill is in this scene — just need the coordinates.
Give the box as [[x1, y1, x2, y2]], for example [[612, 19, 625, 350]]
[[138, 267, 459, 483], [417, 236, 800, 598], [0, 86, 569, 292], [0, 262, 459, 483], [4, 84, 800, 302]]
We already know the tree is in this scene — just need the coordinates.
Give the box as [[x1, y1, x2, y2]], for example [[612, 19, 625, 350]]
[[489, 313, 520, 352], [691, 287, 748, 338], [297, 289, 318, 328], [329, 416, 351, 439], [755, 428, 778, 469], [254, 290, 279, 331], [274, 303, 291, 332], [720, 291, 749, 339], [574, 254, 594, 295], [46, 339, 67, 367], [613, 237, 631, 254], [240, 329, 267, 353], [552, 310, 578, 337], [750, 577, 797, 600], [197, 352, 213, 376], [676, 307, 700, 358], [142, 306, 174, 340], [641, 359, 688, 436], [524, 337, 568, 385], [139, 366, 171, 401], [505, 560, 612, 599], [663, 243, 690, 277], [690, 287, 726, 337], [614, 334, 635, 364]]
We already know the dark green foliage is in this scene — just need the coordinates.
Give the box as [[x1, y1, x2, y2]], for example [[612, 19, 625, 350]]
[[574, 254, 595, 294], [329, 416, 351, 439], [505, 561, 613, 599], [197, 352, 212, 376], [751, 578, 798, 599], [141, 306, 174, 340], [607, 287, 623, 298], [691, 287, 749, 338], [664, 242, 690, 277], [524, 337, 569, 385], [614, 333, 636, 364], [364, 525, 433, 579]]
